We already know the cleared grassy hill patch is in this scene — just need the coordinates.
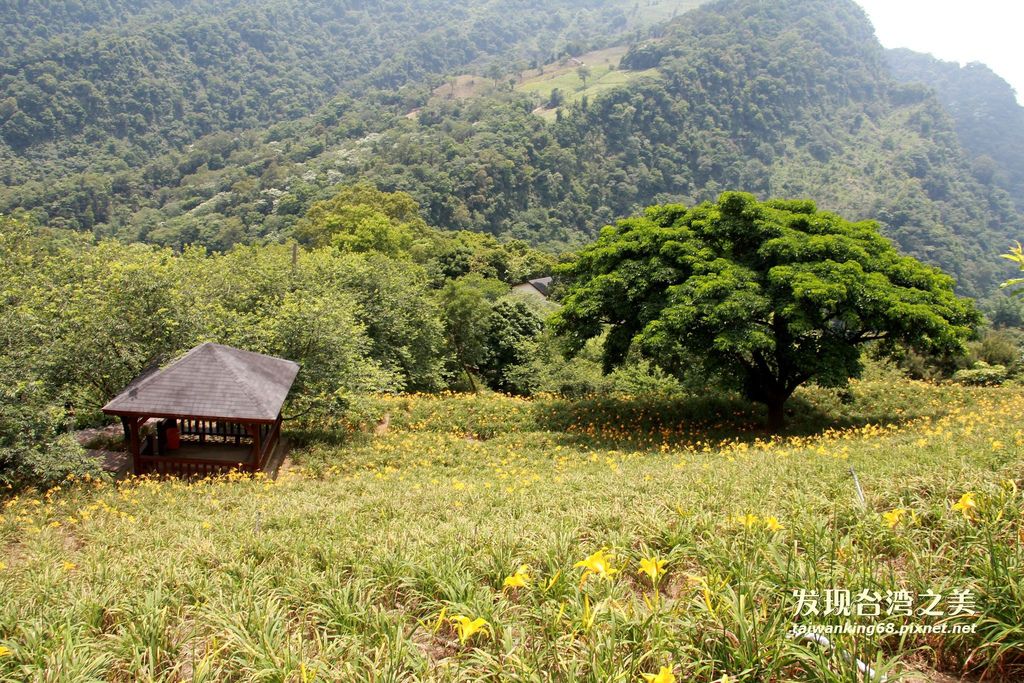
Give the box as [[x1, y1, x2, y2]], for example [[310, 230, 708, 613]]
[[517, 47, 662, 119]]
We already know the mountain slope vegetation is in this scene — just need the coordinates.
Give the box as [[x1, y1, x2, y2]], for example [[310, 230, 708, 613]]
[[1, 0, 1022, 297], [887, 48, 1024, 213], [0, 0, 684, 188], [344, 0, 1024, 294]]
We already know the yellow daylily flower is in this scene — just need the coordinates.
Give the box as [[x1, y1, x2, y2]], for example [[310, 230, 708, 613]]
[[450, 615, 490, 644], [0, 645, 10, 657], [763, 516, 783, 532], [882, 508, 907, 528], [734, 514, 759, 529], [575, 549, 617, 585], [952, 492, 978, 518], [641, 665, 676, 683], [62, 561, 77, 572], [639, 556, 666, 584], [503, 565, 531, 590]]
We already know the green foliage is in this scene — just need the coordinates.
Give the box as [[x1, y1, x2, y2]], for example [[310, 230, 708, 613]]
[[0, 0, 655, 193], [553, 193, 981, 427], [296, 184, 426, 255], [306, 252, 447, 392], [1002, 242, 1024, 297], [478, 298, 545, 394], [0, 215, 99, 489], [1, 0, 1018, 302], [985, 292, 1024, 328], [952, 362, 1009, 387], [888, 49, 1024, 213], [438, 275, 509, 391], [0, 374, 99, 491], [502, 332, 609, 398], [0, 217, 437, 422], [965, 329, 1023, 370]]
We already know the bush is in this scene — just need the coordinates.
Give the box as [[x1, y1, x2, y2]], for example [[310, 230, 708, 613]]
[[606, 359, 684, 395], [952, 361, 1009, 386], [0, 380, 101, 492]]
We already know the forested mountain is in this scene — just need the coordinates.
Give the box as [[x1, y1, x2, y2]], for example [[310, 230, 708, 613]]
[[887, 48, 1024, 213], [0, 0, 679, 184], [2, 0, 1023, 297]]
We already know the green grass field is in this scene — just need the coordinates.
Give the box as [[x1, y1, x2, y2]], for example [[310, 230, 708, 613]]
[[2, 378, 1023, 681], [516, 47, 661, 120]]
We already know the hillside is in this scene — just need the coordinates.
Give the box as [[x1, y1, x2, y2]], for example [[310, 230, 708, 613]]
[[0, 0, 694, 204], [1, 0, 1023, 297], [887, 48, 1024, 213], [3, 385, 1024, 680], [351, 0, 1024, 294]]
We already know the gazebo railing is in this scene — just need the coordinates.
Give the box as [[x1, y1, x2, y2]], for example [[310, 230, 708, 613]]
[[138, 456, 248, 478], [178, 419, 253, 445], [135, 415, 283, 477]]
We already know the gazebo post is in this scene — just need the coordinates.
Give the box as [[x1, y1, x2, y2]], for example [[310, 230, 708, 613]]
[[126, 416, 144, 475], [245, 423, 262, 472]]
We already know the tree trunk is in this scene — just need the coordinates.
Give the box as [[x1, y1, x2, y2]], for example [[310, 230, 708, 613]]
[[766, 397, 786, 431], [462, 363, 478, 393]]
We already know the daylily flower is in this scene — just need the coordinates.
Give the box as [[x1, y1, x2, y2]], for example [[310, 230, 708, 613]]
[[763, 516, 783, 532], [503, 564, 531, 590], [575, 549, 617, 585], [62, 561, 76, 571], [883, 508, 907, 528], [952, 492, 978, 518], [639, 556, 666, 584], [0, 645, 10, 657], [641, 665, 676, 683], [450, 615, 490, 644], [734, 514, 759, 529]]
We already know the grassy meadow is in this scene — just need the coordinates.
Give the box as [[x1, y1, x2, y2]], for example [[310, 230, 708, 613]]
[[1, 377, 1023, 681], [515, 48, 661, 120]]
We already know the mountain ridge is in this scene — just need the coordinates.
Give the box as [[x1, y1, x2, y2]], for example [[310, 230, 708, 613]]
[[1, 0, 1022, 297]]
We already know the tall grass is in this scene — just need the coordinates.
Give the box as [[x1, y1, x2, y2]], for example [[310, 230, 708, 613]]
[[1, 379, 1022, 681]]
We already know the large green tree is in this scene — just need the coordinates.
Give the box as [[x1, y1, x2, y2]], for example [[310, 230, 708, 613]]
[[553, 193, 980, 428]]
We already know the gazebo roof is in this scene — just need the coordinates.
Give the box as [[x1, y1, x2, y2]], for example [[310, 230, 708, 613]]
[[527, 276, 553, 297], [102, 343, 300, 423]]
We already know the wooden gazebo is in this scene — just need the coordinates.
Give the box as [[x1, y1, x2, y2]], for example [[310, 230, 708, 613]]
[[103, 343, 300, 477]]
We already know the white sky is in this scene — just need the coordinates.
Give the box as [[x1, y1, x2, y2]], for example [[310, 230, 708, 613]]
[[855, 0, 1024, 104]]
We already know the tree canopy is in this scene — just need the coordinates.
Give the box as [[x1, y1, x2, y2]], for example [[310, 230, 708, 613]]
[[553, 193, 981, 427]]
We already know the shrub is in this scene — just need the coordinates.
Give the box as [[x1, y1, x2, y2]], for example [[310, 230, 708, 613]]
[[952, 361, 1009, 386], [0, 380, 101, 492]]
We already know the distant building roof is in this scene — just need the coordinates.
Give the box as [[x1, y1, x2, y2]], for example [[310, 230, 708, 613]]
[[102, 343, 300, 423], [512, 276, 553, 298]]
